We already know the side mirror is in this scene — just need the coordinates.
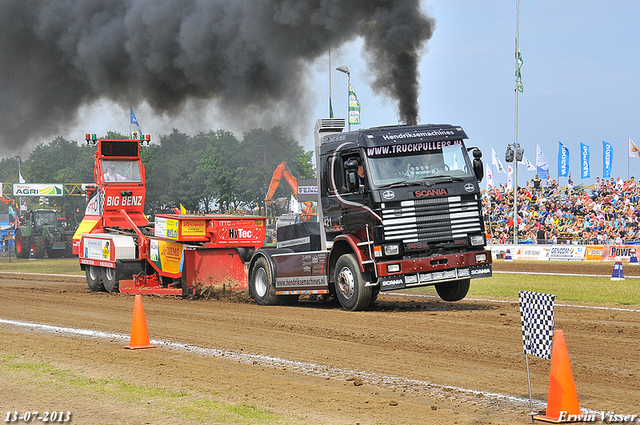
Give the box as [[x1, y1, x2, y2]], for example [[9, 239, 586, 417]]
[[344, 158, 360, 192], [472, 149, 484, 182], [344, 158, 358, 170], [346, 170, 358, 192]]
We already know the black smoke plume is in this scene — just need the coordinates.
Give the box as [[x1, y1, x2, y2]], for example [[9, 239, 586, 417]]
[[0, 0, 435, 149]]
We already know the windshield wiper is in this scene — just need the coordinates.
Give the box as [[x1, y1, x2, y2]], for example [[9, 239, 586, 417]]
[[420, 175, 464, 183], [377, 180, 410, 189]]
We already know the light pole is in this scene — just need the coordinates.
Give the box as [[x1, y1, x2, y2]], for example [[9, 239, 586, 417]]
[[505, 144, 524, 244], [336, 65, 351, 131]]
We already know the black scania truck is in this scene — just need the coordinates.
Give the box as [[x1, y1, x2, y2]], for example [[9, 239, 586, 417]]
[[248, 118, 492, 311]]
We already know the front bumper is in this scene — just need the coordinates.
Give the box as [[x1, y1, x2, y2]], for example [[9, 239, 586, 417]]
[[375, 249, 492, 291]]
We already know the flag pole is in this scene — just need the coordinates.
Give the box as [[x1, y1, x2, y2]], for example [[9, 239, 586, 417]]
[[329, 45, 333, 118], [513, 0, 521, 245], [525, 352, 535, 424], [628, 137, 631, 181]]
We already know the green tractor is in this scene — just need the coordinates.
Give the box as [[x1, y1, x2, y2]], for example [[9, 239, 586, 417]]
[[14, 209, 74, 259]]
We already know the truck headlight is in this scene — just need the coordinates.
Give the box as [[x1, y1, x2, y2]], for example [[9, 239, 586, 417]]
[[405, 274, 418, 284], [470, 235, 484, 246], [476, 253, 487, 263], [384, 244, 400, 256], [387, 264, 401, 273]]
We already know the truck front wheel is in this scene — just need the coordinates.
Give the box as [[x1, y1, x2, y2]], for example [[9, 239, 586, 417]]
[[435, 278, 470, 302], [249, 256, 279, 305], [86, 265, 105, 292], [334, 253, 372, 311]]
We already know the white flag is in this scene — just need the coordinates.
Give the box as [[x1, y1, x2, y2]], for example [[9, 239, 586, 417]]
[[485, 162, 493, 189], [492, 148, 506, 174], [536, 143, 549, 178], [507, 165, 514, 189], [519, 155, 536, 171], [630, 137, 640, 158]]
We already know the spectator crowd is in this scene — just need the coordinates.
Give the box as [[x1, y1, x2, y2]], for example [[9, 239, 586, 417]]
[[483, 176, 640, 245]]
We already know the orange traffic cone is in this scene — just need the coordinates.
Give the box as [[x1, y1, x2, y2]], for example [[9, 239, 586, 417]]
[[124, 294, 156, 350], [534, 330, 580, 423]]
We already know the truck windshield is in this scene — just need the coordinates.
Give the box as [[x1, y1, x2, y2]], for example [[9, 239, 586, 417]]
[[365, 142, 473, 186], [101, 160, 142, 183]]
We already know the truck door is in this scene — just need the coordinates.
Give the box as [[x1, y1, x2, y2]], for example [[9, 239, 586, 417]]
[[335, 153, 370, 229]]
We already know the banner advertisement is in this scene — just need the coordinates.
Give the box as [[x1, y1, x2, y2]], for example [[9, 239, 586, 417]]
[[490, 244, 586, 261], [490, 244, 639, 263], [602, 141, 613, 178], [583, 245, 605, 261], [545, 245, 586, 261], [513, 246, 546, 260], [580, 142, 590, 179], [13, 183, 64, 197], [602, 245, 639, 261], [558, 141, 570, 177]]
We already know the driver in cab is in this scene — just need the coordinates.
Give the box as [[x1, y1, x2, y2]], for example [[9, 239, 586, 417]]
[[104, 164, 127, 182]]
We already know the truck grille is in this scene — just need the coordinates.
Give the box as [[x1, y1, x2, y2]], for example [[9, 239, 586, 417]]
[[382, 195, 482, 243]]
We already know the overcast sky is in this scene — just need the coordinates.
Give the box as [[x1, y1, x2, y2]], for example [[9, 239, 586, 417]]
[[19, 0, 640, 186]]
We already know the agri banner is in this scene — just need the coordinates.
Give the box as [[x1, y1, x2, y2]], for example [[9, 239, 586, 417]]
[[602, 245, 640, 261], [545, 245, 586, 261], [583, 245, 605, 261], [13, 183, 64, 197]]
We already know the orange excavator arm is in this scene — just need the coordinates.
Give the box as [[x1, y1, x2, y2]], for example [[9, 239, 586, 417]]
[[264, 162, 298, 205], [0, 196, 15, 206]]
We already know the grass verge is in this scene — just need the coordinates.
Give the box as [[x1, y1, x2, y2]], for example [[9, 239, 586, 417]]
[[0, 353, 281, 424], [406, 273, 640, 306], [0, 257, 83, 275]]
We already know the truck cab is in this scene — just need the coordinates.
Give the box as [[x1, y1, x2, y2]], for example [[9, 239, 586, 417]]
[[73, 135, 149, 255]]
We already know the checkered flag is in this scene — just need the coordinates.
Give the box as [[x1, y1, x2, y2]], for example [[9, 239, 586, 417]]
[[519, 291, 556, 360]]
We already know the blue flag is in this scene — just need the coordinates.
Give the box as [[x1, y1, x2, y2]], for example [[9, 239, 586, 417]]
[[602, 141, 613, 178], [558, 141, 570, 177], [130, 107, 142, 138], [580, 143, 590, 179]]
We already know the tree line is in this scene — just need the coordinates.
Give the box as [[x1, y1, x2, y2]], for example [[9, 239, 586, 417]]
[[0, 127, 314, 227]]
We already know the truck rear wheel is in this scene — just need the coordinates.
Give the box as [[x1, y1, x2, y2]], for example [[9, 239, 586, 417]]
[[31, 236, 46, 259], [334, 253, 372, 311], [102, 267, 119, 293], [86, 265, 105, 292], [15, 230, 30, 258], [435, 278, 470, 302], [249, 256, 280, 305]]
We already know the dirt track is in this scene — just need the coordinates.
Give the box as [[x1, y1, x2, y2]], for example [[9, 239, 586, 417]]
[[0, 261, 638, 424]]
